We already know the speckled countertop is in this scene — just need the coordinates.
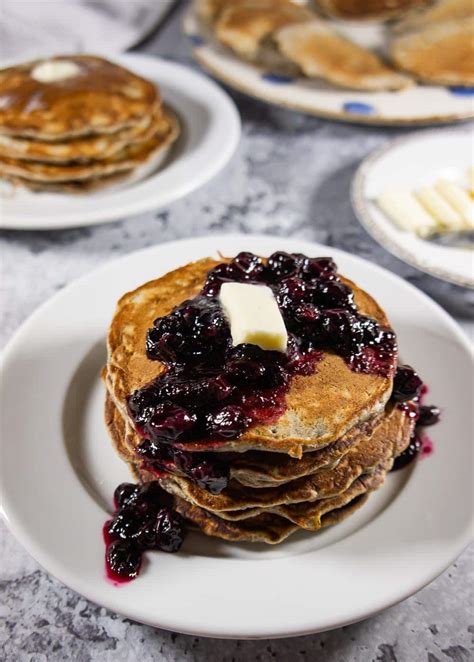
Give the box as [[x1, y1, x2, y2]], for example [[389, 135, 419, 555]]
[[1, 5, 473, 661]]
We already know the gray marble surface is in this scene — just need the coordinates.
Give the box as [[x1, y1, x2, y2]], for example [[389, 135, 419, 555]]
[[1, 4, 473, 661]]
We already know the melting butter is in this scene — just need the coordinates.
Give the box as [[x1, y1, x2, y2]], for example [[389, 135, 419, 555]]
[[219, 282, 288, 352], [31, 60, 81, 83]]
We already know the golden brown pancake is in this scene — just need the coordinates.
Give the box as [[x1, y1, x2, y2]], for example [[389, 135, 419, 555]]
[[5, 170, 139, 194], [227, 417, 378, 486], [275, 20, 413, 90], [105, 388, 385, 487], [173, 488, 370, 543], [314, 0, 428, 21], [0, 55, 159, 140], [215, 1, 312, 59], [105, 257, 395, 458], [393, 0, 473, 33], [0, 109, 179, 186], [271, 461, 389, 529], [0, 110, 169, 164], [391, 18, 474, 86], [173, 464, 389, 536], [133, 405, 412, 513], [197, 0, 304, 23]]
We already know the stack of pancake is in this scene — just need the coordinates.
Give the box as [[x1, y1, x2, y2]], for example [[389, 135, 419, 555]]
[[0, 55, 179, 193], [196, 0, 473, 90], [104, 258, 415, 545]]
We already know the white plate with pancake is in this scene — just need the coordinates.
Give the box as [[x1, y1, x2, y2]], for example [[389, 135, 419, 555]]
[[183, 3, 474, 126], [0, 54, 241, 230], [351, 129, 474, 288], [0, 234, 472, 638]]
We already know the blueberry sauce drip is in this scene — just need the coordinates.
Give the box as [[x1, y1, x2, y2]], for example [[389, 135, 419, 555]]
[[104, 481, 185, 583], [128, 252, 398, 470], [137, 440, 230, 495], [391, 365, 440, 471]]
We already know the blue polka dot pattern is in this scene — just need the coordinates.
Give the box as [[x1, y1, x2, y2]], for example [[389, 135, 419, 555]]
[[189, 34, 205, 46], [449, 86, 474, 96], [342, 101, 375, 115], [262, 73, 294, 84]]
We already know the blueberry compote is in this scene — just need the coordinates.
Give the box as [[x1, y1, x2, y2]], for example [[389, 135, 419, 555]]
[[390, 365, 440, 471], [104, 481, 184, 583], [129, 252, 398, 472]]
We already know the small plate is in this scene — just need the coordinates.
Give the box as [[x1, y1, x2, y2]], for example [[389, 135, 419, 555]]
[[0, 54, 241, 230], [183, 5, 474, 127], [0, 235, 472, 638], [351, 129, 474, 288]]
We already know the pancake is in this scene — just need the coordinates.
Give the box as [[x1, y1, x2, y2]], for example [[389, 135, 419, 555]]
[[184, 463, 389, 521], [270, 461, 389, 529], [105, 388, 384, 487], [392, 0, 473, 33], [275, 20, 413, 90], [197, 0, 305, 23], [314, 0, 428, 21], [215, 1, 312, 59], [0, 110, 169, 164], [0, 109, 179, 186], [173, 490, 370, 543], [174, 463, 387, 532], [391, 18, 474, 86], [133, 404, 413, 513], [222, 416, 377, 485], [5, 170, 140, 194], [105, 257, 395, 458], [0, 55, 159, 140]]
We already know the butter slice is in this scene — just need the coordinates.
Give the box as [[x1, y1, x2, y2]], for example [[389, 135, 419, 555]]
[[376, 190, 437, 236], [32, 60, 81, 83], [219, 282, 288, 352], [435, 179, 474, 228], [415, 186, 464, 230]]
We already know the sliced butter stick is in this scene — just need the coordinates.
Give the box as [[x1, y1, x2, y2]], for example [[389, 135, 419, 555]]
[[435, 179, 474, 228], [375, 190, 438, 236], [415, 186, 464, 230], [468, 167, 474, 196]]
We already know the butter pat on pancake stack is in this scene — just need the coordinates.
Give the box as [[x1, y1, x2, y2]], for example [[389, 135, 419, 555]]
[[0, 55, 179, 192], [103, 254, 421, 545]]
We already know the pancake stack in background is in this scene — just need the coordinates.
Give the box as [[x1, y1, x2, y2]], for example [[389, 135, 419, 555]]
[[314, 0, 429, 21], [196, 0, 474, 90], [0, 55, 179, 193], [104, 257, 417, 545]]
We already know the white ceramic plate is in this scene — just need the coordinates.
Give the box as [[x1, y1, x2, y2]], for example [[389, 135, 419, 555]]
[[183, 6, 474, 126], [0, 54, 241, 230], [0, 234, 472, 639], [351, 129, 474, 288]]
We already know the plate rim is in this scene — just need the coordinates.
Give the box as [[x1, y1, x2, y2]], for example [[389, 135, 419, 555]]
[[182, 6, 474, 128], [0, 53, 241, 231], [1, 234, 472, 639], [350, 127, 474, 289]]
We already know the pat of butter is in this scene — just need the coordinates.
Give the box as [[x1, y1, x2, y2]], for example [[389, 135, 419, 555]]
[[31, 60, 81, 83], [219, 282, 288, 352]]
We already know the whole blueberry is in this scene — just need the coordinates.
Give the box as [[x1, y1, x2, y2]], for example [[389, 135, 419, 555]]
[[417, 405, 441, 427], [392, 365, 423, 402], [106, 541, 142, 579], [154, 508, 185, 552]]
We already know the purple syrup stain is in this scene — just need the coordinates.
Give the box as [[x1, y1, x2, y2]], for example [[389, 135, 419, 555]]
[[419, 383, 429, 403], [420, 434, 434, 458]]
